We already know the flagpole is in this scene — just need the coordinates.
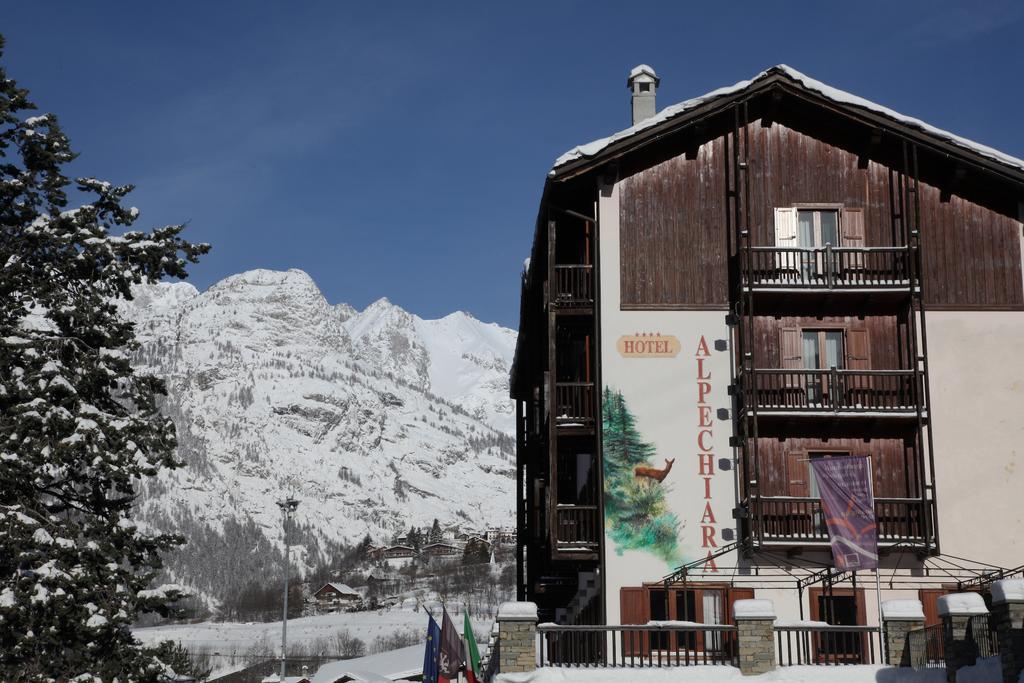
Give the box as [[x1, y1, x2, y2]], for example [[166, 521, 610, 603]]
[[866, 455, 884, 647]]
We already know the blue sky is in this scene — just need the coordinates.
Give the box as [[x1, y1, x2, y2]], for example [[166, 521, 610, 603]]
[[5, 1, 1024, 328]]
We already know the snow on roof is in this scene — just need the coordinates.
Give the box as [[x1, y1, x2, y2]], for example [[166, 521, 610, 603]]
[[367, 569, 397, 580], [733, 599, 775, 619], [498, 601, 538, 621], [881, 599, 925, 621], [552, 65, 1024, 176], [936, 592, 988, 616], [312, 644, 423, 683], [317, 582, 359, 596], [991, 578, 1024, 603]]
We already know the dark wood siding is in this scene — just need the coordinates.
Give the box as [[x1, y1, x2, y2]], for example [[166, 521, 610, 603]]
[[751, 315, 906, 370], [753, 437, 918, 498], [617, 120, 1023, 309], [618, 137, 730, 308], [918, 186, 1023, 309]]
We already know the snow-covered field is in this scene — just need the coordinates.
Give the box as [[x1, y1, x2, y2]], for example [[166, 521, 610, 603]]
[[133, 605, 491, 654], [497, 657, 1008, 683]]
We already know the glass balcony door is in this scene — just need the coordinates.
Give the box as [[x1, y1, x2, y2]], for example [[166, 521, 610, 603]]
[[797, 209, 840, 282], [802, 330, 844, 405]]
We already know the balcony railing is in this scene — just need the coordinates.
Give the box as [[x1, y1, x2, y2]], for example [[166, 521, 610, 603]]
[[553, 264, 594, 307], [751, 496, 934, 545], [739, 369, 923, 414], [536, 623, 738, 667], [775, 624, 881, 666], [554, 382, 596, 426], [744, 246, 912, 290], [555, 504, 600, 547]]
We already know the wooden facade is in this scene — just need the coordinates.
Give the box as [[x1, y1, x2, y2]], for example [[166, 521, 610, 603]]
[[618, 121, 1023, 311], [512, 65, 1024, 627]]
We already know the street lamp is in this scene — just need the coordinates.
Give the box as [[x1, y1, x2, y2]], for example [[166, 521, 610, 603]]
[[277, 497, 300, 679]]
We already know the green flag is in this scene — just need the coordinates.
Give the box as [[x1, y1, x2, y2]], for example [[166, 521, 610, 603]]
[[463, 611, 481, 683]]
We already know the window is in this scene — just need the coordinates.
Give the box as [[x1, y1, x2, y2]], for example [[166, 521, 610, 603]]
[[624, 585, 732, 654], [801, 330, 844, 404], [556, 451, 597, 505], [801, 330, 844, 369], [796, 209, 839, 280], [774, 207, 867, 281], [797, 209, 840, 248]]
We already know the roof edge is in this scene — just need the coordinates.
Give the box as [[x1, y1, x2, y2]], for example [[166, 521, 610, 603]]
[[549, 65, 1024, 184]]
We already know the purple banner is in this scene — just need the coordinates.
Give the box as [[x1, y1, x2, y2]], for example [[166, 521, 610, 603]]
[[810, 456, 878, 570]]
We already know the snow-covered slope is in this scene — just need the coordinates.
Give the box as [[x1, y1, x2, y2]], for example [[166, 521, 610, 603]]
[[123, 269, 516, 606]]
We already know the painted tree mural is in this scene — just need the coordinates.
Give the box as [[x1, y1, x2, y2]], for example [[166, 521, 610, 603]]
[[602, 386, 682, 564]]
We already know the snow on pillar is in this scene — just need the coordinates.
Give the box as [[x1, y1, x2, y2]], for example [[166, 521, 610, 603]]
[[881, 599, 925, 667], [498, 601, 538, 673], [627, 64, 659, 126], [734, 598, 776, 675], [991, 579, 1024, 683], [937, 592, 989, 682]]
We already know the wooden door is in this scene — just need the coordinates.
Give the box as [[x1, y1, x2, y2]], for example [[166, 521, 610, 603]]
[[919, 588, 953, 627], [809, 587, 867, 664]]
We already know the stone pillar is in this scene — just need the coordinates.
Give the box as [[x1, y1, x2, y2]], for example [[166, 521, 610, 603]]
[[881, 599, 925, 667], [991, 578, 1024, 683], [937, 592, 989, 683], [734, 598, 776, 676], [497, 601, 538, 673]]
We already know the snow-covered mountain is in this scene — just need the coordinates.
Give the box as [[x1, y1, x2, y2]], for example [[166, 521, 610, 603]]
[[123, 269, 517, 606]]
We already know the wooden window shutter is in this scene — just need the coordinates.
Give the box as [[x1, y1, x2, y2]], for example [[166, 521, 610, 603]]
[[619, 587, 646, 625], [620, 587, 648, 656], [919, 588, 953, 627], [774, 207, 798, 270], [846, 328, 871, 403], [846, 328, 870, 370], [780, 326, 802, 387], [786, 451, 809, 497], [841, 208, 866, 269]]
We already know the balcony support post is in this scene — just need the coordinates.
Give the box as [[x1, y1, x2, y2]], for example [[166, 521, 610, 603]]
[[826, 243, 834, 290]]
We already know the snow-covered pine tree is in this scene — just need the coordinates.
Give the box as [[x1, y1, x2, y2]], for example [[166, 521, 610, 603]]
[[0, 36, 209, 680], [428, 518, 443, 544]]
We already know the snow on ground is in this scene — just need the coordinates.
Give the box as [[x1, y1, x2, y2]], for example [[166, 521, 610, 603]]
[[133, 606, 492, 654], [311, 644, 422, 683], [496, 656, 1004, 683]]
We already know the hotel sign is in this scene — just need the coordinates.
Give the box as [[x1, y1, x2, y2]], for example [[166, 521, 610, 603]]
[[617, 333, 681, 358]]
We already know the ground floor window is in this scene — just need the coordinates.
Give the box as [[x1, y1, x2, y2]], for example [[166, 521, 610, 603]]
[[621, 584, 753, 655]]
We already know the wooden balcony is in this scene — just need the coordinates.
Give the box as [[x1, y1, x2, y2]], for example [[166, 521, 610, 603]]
[[744, 246, 912, 290], [742, 247, 913, 312], [554, 382, 596, 429], [555, 504, 601, 550], [552, 265, 594, 309], [749, 496, 935, 548], [739, 369, 924, 421]]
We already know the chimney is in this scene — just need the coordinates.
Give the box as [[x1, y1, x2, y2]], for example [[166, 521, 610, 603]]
[[627, 64, 659, 125]]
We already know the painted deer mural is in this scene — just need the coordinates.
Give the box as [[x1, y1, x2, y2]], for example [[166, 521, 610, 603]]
[[634, 458, 674, 483]]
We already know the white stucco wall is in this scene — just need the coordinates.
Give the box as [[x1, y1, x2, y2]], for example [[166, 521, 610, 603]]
[[926, 311, 1024, 567], [598, 182, 738, 626]]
